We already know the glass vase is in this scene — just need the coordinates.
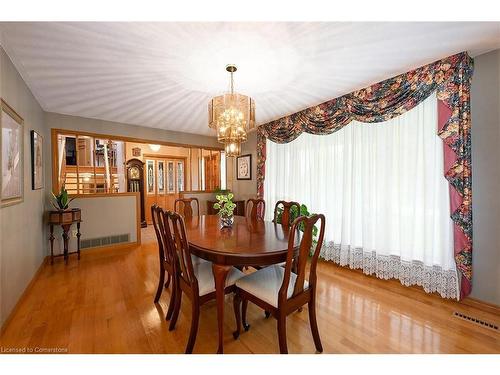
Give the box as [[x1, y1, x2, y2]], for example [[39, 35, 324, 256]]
[[220, 214, 234, 228]]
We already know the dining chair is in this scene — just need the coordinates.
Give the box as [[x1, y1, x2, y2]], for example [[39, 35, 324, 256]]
[[151, 205, 177, 321], [273, 200, 301, 228], [232, 214, 326, 354], [163, 210, 245, 354], [174, 197, 199, 220], [246, 198, 265, 220]]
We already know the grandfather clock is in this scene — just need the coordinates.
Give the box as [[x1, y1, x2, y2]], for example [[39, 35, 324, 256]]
[[126, 158, 147, 228]]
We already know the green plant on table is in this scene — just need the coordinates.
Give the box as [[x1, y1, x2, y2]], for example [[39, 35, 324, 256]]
[[213, 193, 236, 217], [51, 185, 75, 211]]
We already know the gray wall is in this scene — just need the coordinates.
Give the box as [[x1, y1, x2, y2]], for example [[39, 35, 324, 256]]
[[470, 49, 500, 305], [0, 46, 49, 326], [227, 131, 258, 201]]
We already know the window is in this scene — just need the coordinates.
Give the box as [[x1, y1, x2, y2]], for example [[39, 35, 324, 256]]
[[53, 130, 226, 195], [264, 92, 458, 298]]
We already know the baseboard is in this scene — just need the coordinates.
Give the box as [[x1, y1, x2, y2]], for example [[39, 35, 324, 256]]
[[0, 256, 48, 335], [459, 297, 500, 316]]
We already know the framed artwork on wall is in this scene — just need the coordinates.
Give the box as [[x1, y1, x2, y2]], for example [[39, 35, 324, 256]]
[[236, 154, 252, 180], [1, 99, 24, 207], [31, 130, 43, 190]]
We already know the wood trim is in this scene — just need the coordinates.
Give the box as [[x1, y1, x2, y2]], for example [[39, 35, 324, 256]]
[[142, 153, 189, 160], [51, 128, 223, 151], [51, 129, 59, 193], [69, 192, 140, 198], [460, 297, 500, 316], [180, 190, 218, 195], [1, 257, 48, 334]]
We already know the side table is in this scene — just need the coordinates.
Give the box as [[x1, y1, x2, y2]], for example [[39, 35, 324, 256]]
[[48, 208, 82, 264]]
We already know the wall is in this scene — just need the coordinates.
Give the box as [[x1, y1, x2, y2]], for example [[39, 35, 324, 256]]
[[227, 131, 258, 201], [0, 46, 49, 326], [470, 49, 500, 305]]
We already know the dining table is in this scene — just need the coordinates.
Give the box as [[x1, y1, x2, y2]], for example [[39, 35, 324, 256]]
[[184, 214, 300, 354]]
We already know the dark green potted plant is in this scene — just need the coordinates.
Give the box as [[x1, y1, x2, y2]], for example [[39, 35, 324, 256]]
[[51, 185, 75, 211]]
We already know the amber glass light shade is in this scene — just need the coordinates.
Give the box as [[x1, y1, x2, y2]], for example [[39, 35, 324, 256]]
[[224, 140, 241, 157], [208, 65, 255, 156]]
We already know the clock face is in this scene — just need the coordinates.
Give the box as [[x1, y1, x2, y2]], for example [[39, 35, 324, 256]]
[[129, 166, 140, 180]]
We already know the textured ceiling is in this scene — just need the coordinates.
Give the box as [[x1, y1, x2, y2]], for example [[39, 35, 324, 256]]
[[0, 22, 499, 136]]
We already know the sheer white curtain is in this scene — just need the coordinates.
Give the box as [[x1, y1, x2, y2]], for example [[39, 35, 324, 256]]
[[264, 92, 459, 299]]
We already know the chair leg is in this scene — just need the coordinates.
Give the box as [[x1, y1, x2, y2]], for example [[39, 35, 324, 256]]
[[277, 315, 288, 354], [233, 292, 242, 339], [154, 268, 165, 303], [165, 273, 171, 289], [242, 298, 250, 331], [264, 310, 271, 318], [165, 276, 177, 321], [308, 299, 323, 353], [169, 287, 182, 331], [185, 300, 200, 354]]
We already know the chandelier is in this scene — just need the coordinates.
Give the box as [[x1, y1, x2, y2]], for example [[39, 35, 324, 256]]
[[209, 64, 255, 157]]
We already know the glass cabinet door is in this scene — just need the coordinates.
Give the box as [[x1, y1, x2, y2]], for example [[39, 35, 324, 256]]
[[177, 161, 184, 192]]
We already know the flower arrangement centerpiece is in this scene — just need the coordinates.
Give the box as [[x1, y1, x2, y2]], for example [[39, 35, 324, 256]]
[[213, 192, 236, 228], [51, 185, 75, 211]]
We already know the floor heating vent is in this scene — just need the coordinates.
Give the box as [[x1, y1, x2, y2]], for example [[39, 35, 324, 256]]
[[81, 234, 130, 249], [453, 311, 499, 331]]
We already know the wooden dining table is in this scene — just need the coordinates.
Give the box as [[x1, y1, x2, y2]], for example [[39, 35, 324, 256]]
[[184, 214, 300, 354]]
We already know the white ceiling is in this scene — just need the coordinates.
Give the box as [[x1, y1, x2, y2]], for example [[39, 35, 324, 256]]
[[0, 22, 499, 136]]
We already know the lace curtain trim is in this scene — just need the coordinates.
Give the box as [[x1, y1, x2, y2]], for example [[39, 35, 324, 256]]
[[320, 241, 459, 300]]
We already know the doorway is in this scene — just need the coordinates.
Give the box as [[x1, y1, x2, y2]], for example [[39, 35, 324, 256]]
[[145, 156, 186, 223]]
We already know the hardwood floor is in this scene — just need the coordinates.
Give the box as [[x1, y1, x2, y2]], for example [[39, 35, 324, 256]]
[[1, 227, 499, 354]]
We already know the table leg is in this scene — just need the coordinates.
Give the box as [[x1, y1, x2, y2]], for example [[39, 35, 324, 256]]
[[76, 221, 81, 260], [62, 224, 71, 265], [212, 263, 231, 354], [49, 224, 55, 265]]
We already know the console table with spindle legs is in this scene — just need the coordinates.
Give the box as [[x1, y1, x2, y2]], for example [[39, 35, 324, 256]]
[[48, 208, 82, 264]]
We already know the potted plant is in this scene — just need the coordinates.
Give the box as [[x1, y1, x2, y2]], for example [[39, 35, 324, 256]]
[[275, 203, 319, 253], [213, 192, 236, 228], [51, 185, 75, 211]]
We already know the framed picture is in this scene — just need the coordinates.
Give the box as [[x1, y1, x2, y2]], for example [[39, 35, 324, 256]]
[[236, 154, 252, 180], [1, 99, 24, 206], [31, 130, 43, 190], [132, 147, 141, 157]]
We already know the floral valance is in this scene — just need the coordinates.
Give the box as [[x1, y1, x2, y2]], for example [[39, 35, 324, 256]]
[[257, 52, 473, 299]]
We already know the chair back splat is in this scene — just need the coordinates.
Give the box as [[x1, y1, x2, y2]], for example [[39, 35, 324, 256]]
[[151, 204, 165, 263], [273, 200, 301, 228], [163, 210, 198, 294], [174, 198, 200, 220], [246, 198, 265, 220], [280, 214, 326, 303]]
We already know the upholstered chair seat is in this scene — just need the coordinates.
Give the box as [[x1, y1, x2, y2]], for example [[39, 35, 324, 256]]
[[191, 254, 208, 265], [235, 265, 308, 308], [194, 262, 245, 296]]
